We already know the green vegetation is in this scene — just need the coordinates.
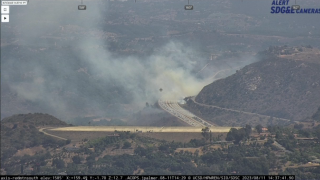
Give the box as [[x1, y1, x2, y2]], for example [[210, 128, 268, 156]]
[[122, 141, 132, 149], [226, 125, 252, 144], [72, 156, 82, 164], [256, 124, 263, 134], [52, 158, 65, 169], [45, 135, 276, 175], [2, 113, 320, 178]]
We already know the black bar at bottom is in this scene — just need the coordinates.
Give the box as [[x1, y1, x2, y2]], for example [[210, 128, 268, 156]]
[[0, 175, 295, 180]]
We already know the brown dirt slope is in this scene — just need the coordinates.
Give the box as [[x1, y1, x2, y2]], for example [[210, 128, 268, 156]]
[[196, 46, 320, 121]]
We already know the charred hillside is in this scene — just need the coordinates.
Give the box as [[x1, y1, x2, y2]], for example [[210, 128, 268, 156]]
[[196, 46, 320, 121]]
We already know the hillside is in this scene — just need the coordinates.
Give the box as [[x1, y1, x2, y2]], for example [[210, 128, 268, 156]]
[[1, 113, 69, 166], [1, 114, 320, 177], [1, 113, 68, 126], [1, 124, 320, 177], [195, 46, 320, 122], [312, 107, 320, 122], [129, 107, 188, 127]]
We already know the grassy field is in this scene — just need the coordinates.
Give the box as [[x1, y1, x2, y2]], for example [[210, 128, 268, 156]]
[[48, 126, 238, 133], [140, 132, 204, 143], [44, 126, 235, 143], [44, 130, 116, 142]]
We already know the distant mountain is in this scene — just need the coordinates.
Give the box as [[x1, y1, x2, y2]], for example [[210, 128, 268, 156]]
[[195, 46, 320, 122]]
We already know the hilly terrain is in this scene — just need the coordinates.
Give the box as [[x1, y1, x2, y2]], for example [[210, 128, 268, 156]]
[[1, 113, 70, 170], [186, 46, 320, 126], [1, 112, 320, 177]]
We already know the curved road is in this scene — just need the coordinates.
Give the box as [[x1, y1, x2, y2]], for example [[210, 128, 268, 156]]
[[210, 66, 242, 80], [39, 128, 68, 140], [190, 97, 291, 122]]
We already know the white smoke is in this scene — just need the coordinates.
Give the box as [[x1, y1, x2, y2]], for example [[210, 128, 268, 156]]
[[1, 1, 255, 119]]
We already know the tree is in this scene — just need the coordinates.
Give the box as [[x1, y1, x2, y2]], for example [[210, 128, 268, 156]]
[[66, 139, 71, 145], [52, 158, 65, 169], [226, 128, 247, 144], [158, 144, 169, 152], [226, 128, 237, 141], [194, 149, 199, 157], [256, 124, 263, 134], [235, 129, 247, 144], [20, 164, 24, 174], [122, 141, 132, 149], [86, 155, 95, 168], [201, 127, 210, 140], [72, 155, 82, 164], [245, 124, 252, 137], [264, 138, 274, 147], [316, 127, 320, 143], [134, 146, 147, 156]]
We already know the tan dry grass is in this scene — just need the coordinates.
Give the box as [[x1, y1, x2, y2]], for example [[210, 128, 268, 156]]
[[13, 146, 45, 157], [49, 126, 237, 133], [140, 132, 203, 143], [45, 126, 231, 143], [210, 144, 222, 150], [45, 130, 114, 142]]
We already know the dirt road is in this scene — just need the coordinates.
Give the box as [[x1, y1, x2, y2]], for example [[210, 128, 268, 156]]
[[190, 97, 291, 122], [39, 128, 68, 140]]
